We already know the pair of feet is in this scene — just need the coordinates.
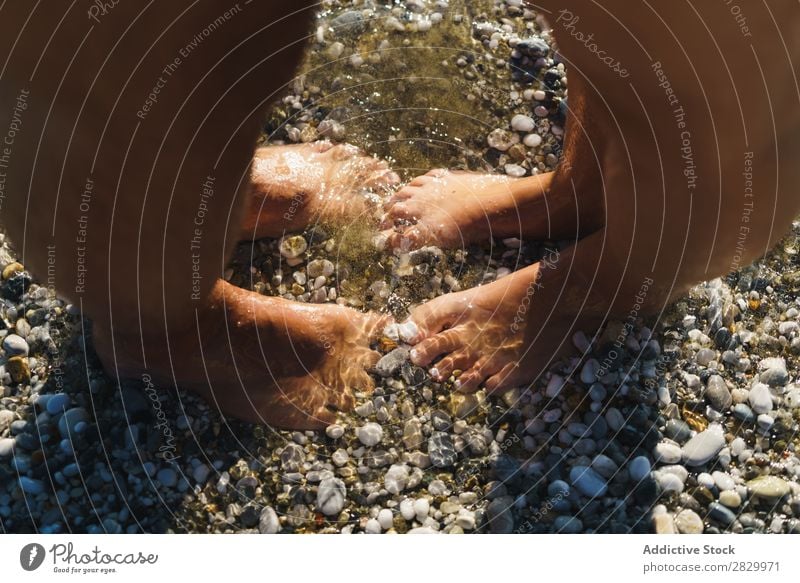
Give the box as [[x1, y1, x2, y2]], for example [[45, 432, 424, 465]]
[[381, 167, 584, 395], [101, 141, 579, 429]]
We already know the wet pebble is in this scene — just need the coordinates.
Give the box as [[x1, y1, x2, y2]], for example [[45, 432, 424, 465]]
[[705, 375, 732, 411], [428, 432, 457, 468], [2, 334, 29, 356], [747, 476, 790, 501], [654, 441, 682, 464], [748, 382, 773, 414], [708, 502, 737, 527], [569, 466, 608, 497], [675, 509, 704, 534], [259, 506, 280, 534], [628, 456, 651, 482], [681, 424, 725, 466], [357, 423, 383, 447], [317, 478, 346, 516], [486, 498, 514, 534]]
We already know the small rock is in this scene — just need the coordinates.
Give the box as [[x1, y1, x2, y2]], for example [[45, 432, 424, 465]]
[[384, 464, 409, 494], [747, 476, 790, 501], [719, 490, 741, 508], [357, 423, 383, 447], [428, 432, 457, 468], [403, 419, 423, 449], [664, 419, 692, 443], [705, 375, 732, 411], [375, 348, 409, 377], [748, 382, 773, 414], [2, 334, 29, 356], [397, 320, 419, 343], [325, 424, 344, 440], [656, 472, 684, 494], [569, 466, 608, 497], [628, 456, 652, 482], [732, 403, 756, 423], [413, 498, 430, 521], [653, 512, 677, 534], [279, 235, 308, 259], [758, 357, 788, 387], [193, 464, 211, 483], [259, 506, 280, 534], [317, 478, 347, 516], [590, 454, 618, 479], [0, 438, 15, 457], [708, 502, 737, 527], [156, 468, 177, 488], [486, 498, 515, 534], [523, 133, 542, 148], [45, 394, 72, 416], [377, 508, 394, 530], [554, 516, 583, 533], [510, 114, 535, 132], [654, 441, 682, 464], [675, 509, 704, 534], [487, 129, 520, 151], [6, 356, 30, 384], [58, 408, 90, 439], [681, 424, 725, 466], [19, 477, 45, 495]]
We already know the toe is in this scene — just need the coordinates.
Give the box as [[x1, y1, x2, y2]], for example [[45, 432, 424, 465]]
[[386, 186, 418, 206], [454, 369, 484, 393], [310, 140, 335, 153], [409, 328, 462, 366], [385, 224, 431, 251], [484, 362, 521, 394], [426, 168, 449, 178], [436, 350, 476, 379], [384, 201, 419, 223], [457, 358, 504, 393], [328, 143, 361, 160], [408, 300, 456, 341], [409, 174, 434, 187]]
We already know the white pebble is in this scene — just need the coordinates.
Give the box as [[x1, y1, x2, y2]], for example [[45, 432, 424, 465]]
[[523, 133, 542, 148], [511, 114, 535, 132]]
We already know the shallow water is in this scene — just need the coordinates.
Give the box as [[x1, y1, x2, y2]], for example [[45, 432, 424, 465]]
[[263, 0, 555, 177]]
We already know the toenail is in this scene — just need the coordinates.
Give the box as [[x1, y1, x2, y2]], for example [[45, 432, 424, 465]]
[[429, 366, 439, 379]]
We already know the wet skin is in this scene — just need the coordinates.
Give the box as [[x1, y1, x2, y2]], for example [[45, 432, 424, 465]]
[[384, 2, 800, 395], [0, 1, 392, 429]]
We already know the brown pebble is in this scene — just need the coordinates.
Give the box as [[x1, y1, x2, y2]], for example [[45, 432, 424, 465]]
[[2, 262, 24, 280], [6, 356, 31, 384]]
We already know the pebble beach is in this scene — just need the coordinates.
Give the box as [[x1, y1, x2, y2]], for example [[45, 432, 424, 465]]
[[2, 0, 800, 535]]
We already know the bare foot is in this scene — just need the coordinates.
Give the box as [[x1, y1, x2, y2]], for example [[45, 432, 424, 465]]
[[95, 280, 388, 429], [241, 141, 400, 240], [380, 169, 556, 249], [404, 258, 596, 394]]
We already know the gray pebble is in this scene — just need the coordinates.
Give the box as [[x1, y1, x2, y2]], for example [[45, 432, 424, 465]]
[[705, 375, 732, 411], [259, 506, 280, 534], [317, 477, 347, 516], [681, 424, 725, 466], [428, 432, 457, 468], [2, 334, 29, 356]]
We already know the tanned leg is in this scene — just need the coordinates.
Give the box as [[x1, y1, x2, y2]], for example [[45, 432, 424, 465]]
[[0, 1, 384, 428]]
